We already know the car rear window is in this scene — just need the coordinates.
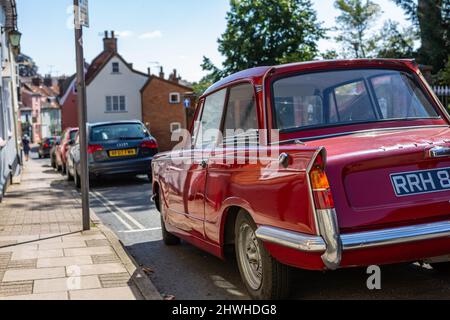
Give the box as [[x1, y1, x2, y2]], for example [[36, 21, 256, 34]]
[[90, 123, 150, 142], [69, 130, 78, 141], [272, 69, 439, 132]]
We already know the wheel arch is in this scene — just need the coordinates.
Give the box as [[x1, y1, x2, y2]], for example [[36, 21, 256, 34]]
[[219, 199, 258, 258]]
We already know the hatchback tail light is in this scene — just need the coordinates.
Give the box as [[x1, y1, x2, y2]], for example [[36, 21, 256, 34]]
[[309, 153, 335, 210], [87, 144, 104, 154], [140, 140, 158, 149]]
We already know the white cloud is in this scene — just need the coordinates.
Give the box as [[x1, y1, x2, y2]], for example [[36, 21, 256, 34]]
[[138, 31, 163, 39], [116, 31, 134, 38]]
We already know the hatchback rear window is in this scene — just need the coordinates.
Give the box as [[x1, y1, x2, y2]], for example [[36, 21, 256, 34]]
[[272, 69, 439, 131], [90, 123, 149, 142]]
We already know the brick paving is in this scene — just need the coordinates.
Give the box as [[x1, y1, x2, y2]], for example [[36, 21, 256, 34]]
[[0, 159, 143, 300]]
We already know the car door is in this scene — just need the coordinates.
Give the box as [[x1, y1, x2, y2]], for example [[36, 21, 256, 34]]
[[204, 83, 260, 245], [165, 89, 227, 240]]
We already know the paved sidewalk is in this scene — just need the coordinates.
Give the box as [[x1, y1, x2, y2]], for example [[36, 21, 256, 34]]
[[0, 158, 158, 300]]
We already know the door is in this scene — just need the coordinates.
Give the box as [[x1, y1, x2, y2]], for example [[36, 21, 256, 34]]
[[204, 83, 260, 244], [166, 89, 227, 239]]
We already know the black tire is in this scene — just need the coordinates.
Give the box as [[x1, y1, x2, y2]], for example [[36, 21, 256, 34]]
[[74, 170, 81, 189], [235, 212, 290, 300], [159, 192, 180, 246], [431, 262, 450, 273], [67, 166, 73, 182]]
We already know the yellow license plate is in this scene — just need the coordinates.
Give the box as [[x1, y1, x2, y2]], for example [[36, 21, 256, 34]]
[[109, 149, 137, 157]]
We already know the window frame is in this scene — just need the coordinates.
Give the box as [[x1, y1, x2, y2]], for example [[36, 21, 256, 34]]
[[112, 62, 120, 74], [169, 92, 181, 104], [270, 68, 443, 134], [105, 95, 127, 113], [221, 82, 259, 145]]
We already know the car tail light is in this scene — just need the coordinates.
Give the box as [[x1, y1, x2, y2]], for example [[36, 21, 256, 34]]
[[309, 154, 335, 210], [140, 140, 158, 149], [88, 144, 104, 154]]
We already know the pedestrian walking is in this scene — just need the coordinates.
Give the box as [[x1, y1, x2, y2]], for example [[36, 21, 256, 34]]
[[22, 135, 31, 162]]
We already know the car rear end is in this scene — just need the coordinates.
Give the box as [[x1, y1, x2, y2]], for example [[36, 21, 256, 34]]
[[256, 60, 450, 271], [40, 137, 55, 158], [87, 121, 158, 178]]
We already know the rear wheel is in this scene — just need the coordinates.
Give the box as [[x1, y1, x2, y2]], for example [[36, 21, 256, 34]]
[[431, 262, 450, 273], [159, 192, 180, 246], [67, 165, 73, 181], [235, 212, 290, 300], [74, 169, 81, 189]]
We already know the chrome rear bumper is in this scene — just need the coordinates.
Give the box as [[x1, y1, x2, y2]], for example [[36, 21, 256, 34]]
[[256, 218, 450, 270]]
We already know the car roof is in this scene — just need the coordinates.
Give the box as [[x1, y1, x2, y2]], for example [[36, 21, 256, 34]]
[[202, 59, 418, 97], [88, 120, 143, 128]]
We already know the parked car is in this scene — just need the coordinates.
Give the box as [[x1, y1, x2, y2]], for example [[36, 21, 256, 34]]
[[56, 127, 79, 174], [68, 121, 158, 188], [50, 136, 61, 169], [152, 59, 450, 300], [38, 137, 57, 159]]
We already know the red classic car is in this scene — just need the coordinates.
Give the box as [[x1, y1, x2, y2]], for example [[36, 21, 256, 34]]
[[152, 59, 450, 299]]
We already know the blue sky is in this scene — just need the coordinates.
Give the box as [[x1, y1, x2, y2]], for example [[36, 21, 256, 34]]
[[17, 0, 409, 82]]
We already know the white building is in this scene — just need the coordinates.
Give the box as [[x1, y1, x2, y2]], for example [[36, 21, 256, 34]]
[[85, 31, 148, 124], [0, 0, 21, 202]]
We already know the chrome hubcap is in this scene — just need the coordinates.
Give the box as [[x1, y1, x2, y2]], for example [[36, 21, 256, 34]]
[[238, 223, 263, 290]]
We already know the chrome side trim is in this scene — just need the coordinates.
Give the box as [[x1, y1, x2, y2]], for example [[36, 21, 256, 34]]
[[255, 226, 326, 253], [341, 220, 450, 251], [316, 209, 342, 270]]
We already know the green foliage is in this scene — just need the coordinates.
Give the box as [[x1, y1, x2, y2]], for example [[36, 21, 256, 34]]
[[392, 0, 449, 73], [202, 0, 325, 82], [436, 56, 450, 85], [334, 0, 381, 58], [321, 50, 339, 60], [375, 20, 416, 58]]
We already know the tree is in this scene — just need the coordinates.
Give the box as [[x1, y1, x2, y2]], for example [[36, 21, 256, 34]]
[[392, 0, 449, 73], [375, 20, 416, 58], [202, 0, 325, 82], [334, 0, 381, 58]]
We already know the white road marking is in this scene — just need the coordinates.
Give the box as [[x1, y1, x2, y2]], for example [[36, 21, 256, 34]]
[[89, 192, 134, 230], [118, 227, 162, 234], [91, 191, 146, 230]]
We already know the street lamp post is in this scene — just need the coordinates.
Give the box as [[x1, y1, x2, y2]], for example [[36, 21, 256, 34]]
[[73, 0, 90, 231]]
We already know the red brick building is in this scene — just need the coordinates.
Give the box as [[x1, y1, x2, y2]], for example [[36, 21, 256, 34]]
[[141, 69, 195, 152]]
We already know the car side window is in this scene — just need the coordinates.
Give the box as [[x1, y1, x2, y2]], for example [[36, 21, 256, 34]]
[[194, 89, 227, 149], [223, 83, 258, 140]]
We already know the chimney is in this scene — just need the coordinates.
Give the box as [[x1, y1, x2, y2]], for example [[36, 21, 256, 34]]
[[43, 75, 53, 87], [57, 78, 66, 97], [32, 77, 42, 87], [103, 30, 118, 53], [159, 66, 165, 79], [170, 69, 179, 83], [147, 68, 151, 76]]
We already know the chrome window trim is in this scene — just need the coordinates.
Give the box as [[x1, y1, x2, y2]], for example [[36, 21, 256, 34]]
[[272, 125, 450, 145]]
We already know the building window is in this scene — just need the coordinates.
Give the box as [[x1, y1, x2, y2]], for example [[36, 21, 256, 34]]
[[170, 122, 181, 133], [169, 92, 181, 104], [112, 62, 120, 73], [106, 95, 127, 113]]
